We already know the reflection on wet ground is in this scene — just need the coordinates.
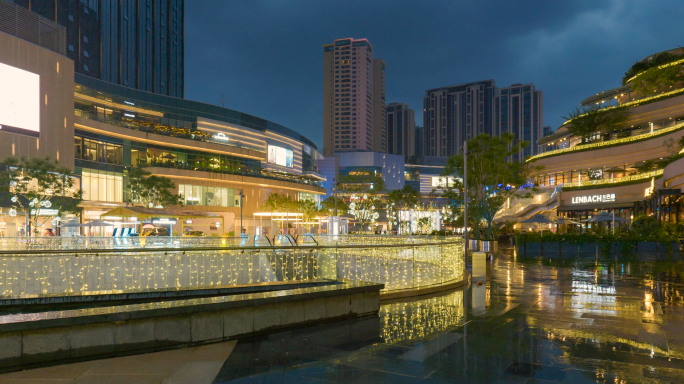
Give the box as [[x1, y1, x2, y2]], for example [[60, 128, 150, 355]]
[[214, 250, 684, 383], [3, 249, 684, 383]]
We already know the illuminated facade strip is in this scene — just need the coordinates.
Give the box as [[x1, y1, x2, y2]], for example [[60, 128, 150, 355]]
[[624, 57, 684, 84], [562, 169, 663, 188], [74, 93, 165, 117], [74, 123, 266, 161], [528, 122, 684, 162]]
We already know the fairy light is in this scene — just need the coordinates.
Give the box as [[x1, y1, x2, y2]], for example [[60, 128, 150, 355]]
[[0, 236, 464, 299]]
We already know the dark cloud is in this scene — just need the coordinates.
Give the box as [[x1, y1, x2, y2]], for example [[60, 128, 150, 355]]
[[184, 0, 684, 150]]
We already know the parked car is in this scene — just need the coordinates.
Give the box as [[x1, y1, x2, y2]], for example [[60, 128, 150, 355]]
[[140, 227, 170, 237], [182, 230, 206, 237]]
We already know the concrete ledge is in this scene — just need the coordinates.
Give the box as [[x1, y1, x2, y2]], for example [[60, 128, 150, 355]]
[[379, 278, 466, 302], [0, 280, 383, 373]]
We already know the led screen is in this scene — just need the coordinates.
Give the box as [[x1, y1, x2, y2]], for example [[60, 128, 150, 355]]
[[267, 145, 294, 168], [0, 62, 39, 137]]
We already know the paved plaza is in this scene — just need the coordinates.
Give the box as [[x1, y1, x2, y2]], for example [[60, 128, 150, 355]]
[[2, 251, 684, 383]]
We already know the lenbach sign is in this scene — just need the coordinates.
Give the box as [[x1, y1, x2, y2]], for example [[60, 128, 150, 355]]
[[571, 194, 616, 204]]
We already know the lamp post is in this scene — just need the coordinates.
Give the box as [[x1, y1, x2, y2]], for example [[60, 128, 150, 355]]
[[333, 178, 337, 217], [238, 191, 244, 234], [463, 140, 469, 256]]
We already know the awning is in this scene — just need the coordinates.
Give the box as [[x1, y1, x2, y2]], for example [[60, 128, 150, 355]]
[[100, 206, 222, 219], [557, 202, 634, 211]]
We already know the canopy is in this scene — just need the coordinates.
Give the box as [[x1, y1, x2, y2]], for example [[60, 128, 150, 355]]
[[59, 219, 84, 228], [584, 212, 628, 223], [554, 217, 581, 225], [520, 214, 555, 224], [100, 206, 222, 220], [83, 219, 114, 227]]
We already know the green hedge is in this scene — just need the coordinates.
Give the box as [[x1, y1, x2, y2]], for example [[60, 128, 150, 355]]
[[515, 231, 678, 246]]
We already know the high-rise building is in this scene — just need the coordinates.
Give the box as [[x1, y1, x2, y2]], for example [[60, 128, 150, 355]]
[[414, 126, 423, 158], [422, 80, 544, 161], [323, 37, 386, 156], [493, 83, 544, 162], [372, 59, 386, 153], [10, 0, 184, 97], [422, 80, 497, 157], [386, 102, 415, 160]]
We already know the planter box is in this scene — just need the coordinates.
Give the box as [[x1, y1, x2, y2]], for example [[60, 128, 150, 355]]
[[468, 239, 479, 252], [636, 241, 659, 255], [560, 242, 578, 257], [524, 242, 542, 256], [578, 243, 597, 257], [658, 242, 680, 255], [542, 242, 560, 257]]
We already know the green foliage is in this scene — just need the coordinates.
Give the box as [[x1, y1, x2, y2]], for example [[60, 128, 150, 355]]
[[338, 170, 385, 233], [443, 133, 541, 240], [387, 184, 420, 232], [297, 198, 321, 232], [321, 195, 349, 216], [0, 156, 83, 235], [631, 63, 684, 98], [127, 167, 182, 208], [622, 52, 684, 84], [562, 105, 630, 142], [263, 193, 297, 212]]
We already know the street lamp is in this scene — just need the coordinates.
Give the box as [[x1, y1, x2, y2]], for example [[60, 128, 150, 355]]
[[462, 140, 469, 256]]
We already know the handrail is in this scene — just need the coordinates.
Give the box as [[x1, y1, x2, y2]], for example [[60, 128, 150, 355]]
[[0, 239, 464, 256]]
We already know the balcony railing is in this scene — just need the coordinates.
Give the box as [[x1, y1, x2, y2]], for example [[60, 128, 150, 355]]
[[76, 109, 264, 153], [136, 158, 323, 188]]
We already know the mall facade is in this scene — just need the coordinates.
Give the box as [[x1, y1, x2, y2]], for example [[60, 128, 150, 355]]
[[497, 48, 684, 228], [0, 8, 325, 236]]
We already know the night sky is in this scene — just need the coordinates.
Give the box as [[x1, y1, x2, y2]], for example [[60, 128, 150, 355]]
[[184, 0, 684, 151]]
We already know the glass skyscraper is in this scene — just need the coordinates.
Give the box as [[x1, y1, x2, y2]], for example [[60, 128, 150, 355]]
[[8, 0, 184, 97]]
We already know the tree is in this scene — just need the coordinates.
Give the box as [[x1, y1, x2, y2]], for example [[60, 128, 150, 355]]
[[264, 193, 298, 233], [387, 185, 420, 233], [127, 167, 182, 208], [0, 156, 83, 236], [321, 195, 349, 216], [562, 105, 629, 143], [297, 198, 320, 233], [443, 133, 540, 241], [338, 170, 385, 233]]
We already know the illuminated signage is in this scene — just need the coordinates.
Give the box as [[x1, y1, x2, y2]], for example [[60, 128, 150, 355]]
[[213, 132, 229, 141], [0, 62, 40, 137], [124, 101, 135, 106], [267, 145, 294, 168], [152, 218, 177, 225], [571, 194, 616, 204], [123, 112, 136, 119], [30, 209, 59, 216]]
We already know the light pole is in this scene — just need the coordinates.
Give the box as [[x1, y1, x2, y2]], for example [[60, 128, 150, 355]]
[[463, 140, 469, 256], [333, 178, 337, 217], [238, 191, 244, 234]]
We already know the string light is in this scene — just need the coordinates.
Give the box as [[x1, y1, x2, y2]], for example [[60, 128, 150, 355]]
[[0, 237, 464, 298]]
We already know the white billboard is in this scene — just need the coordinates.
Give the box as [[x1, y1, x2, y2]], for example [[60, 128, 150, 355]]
[[0, 62, 39, 137], [267, 145, 294, 168]]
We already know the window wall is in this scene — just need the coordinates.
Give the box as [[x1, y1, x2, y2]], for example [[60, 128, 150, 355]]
[[75, 136, 123, 165], [178, 184, 240, 207], [81, 168, 123, 202]]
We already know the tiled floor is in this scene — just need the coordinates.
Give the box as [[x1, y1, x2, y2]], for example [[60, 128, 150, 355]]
[[4, 251, 684, 383]]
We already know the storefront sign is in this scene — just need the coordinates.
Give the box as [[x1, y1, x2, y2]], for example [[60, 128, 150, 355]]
[[152, 218, 177, 225], [29, 209, 59, 216], [213, 132, 229, 141], [571, 194, 616, 204]]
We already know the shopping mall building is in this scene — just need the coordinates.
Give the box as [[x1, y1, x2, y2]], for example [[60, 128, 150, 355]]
[[0, 12, 324, 236], [496, 48, 684, 228]]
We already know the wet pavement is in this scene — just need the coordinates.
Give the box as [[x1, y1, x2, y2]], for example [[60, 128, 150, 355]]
[[3, 250, 684, 383]]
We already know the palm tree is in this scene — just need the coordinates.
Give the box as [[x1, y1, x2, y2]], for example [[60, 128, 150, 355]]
[[562, 105, 629, 143]]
